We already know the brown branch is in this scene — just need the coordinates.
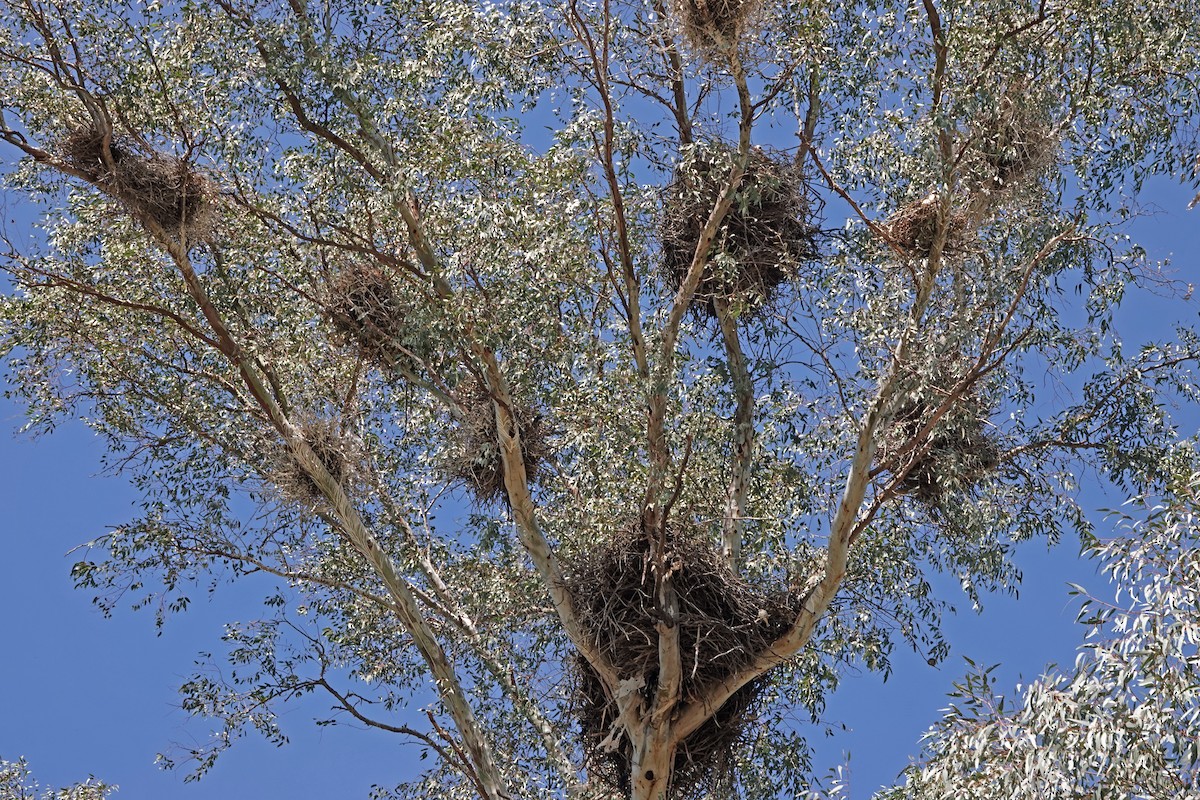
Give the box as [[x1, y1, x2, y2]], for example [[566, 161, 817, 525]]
[[921, 0, 948, 114], [644, 45, 756, 528], [651, 0, 693, 144], [714, 296, 755, 571], [567, 0, 649, 381], [4, 264, 221, 352], [316, 678, 461, 764], [425, 711, 488, 799], [803, 143, 906, 259]]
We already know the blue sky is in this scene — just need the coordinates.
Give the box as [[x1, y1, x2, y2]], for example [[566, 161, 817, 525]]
[[0, 171, 1196, 799]]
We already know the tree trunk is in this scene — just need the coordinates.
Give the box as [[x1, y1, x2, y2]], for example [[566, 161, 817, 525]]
[[630, 722, 675, 800]]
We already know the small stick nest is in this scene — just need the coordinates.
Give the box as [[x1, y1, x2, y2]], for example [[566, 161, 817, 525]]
[[325, 262, 421, 369], [60, 126, 216, 242], [568, 523, 796, 799], [971, 85, 1058, 192], [274, 419, 359, 503], [672, 0, 760, 52], [444, 382, 550, 505], [660, 143, 816, 318], [880, 391, 999, 503], [883, 193, 970, 257]]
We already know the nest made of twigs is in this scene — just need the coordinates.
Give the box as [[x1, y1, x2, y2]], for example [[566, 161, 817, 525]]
[[673, 0, 761, 52], [970, 84, 1058, 193], [444, 382, 550, 505], [660, 143, 816, 318], [325, 262, 429, 371], [883, 193, 971, 257], [273, 418, 360, 503], [880, 391, 999, 503], [568, 523, 796, 799], [60, 126, 217, 242]]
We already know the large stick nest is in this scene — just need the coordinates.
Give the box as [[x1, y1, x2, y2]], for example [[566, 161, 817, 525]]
[[879, 388, 999, 503], [60, 126, 216, 242], [672, 0, 761, 52], [567, 523, 797, 799], [970, 84, 1058, 192], [660, 143, 817, 319], [883, 193, 970, 257], [325, 262, 429, 371], [273, 418, 360, 504], [443, 382, 550, 505]]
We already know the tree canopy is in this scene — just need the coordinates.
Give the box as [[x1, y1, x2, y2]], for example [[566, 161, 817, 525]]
[[0, 758, 114, 800], [882, 480, 1200, 800], [1, 0, 1198, 797]]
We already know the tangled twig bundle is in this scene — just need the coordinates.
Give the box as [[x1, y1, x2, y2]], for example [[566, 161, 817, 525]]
[[444, 382, 549, 505], [274, 418, 359, 503], [672, 0, 760, 52], [568, 524, 796, 799], [326, 263, 421, 369], [971, 84, 1058, 192], [880, 389, 998, 502], [884, 193, 970, 257], [661, 143, 816, 318], [60, 126, 216, 242]]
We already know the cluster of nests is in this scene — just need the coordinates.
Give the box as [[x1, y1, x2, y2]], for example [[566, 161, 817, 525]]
[[672, 0, 761, 52], [883, 83, 1058, 258], [877, 379, 1000, 503], [568, 523, 797, 799], [59, 125, 216, 242], [322, 263, 550, 506], [660, 142, 817, 319]]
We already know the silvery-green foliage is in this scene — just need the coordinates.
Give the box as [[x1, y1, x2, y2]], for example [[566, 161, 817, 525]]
[[2, 0, 1200, 796], [0, 759, 114, 800], [878, 475, 1200, 800]]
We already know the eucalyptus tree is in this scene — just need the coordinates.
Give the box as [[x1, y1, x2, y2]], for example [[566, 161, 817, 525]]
[[876, 477, 1200, 800], [0, 759, 114, 800], [1, 0, 1198, 798]]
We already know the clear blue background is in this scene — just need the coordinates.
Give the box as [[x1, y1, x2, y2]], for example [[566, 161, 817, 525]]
[[1, 171, 1195, 798]]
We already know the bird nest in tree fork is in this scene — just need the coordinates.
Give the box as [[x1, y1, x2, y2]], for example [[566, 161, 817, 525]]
[[274, 418, 359, 503], [673, 0, 761, 52], [326, 262, 424, 370], [660, 143, 816, 319], [60, 126, 216, 242], [883, 193, 971, 258], [879, 389, 999, 503], [444, 382, 549, 505], [567, 523, 798, 799], [970, 84, 1058, 193]]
